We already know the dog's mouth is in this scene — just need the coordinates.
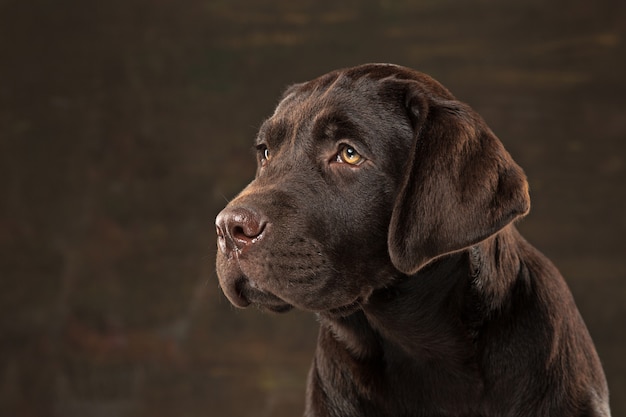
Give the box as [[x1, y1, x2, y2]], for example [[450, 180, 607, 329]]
[[247, 290, 294, 313], [217, 250, 372, 316], [224, 276, 294, 313], [222, 273, 367, 317]]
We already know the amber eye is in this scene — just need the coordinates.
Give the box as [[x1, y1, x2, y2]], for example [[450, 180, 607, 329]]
[[339, 145, 363, 165]]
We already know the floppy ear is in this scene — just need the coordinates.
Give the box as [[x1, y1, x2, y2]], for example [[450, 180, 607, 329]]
[[388, 85, 530, 275]]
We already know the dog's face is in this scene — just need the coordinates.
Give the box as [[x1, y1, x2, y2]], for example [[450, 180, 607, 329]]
[[216, 64, 529, 315]]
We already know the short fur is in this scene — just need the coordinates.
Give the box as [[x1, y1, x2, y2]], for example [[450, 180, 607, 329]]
[[215, 64, 610, 417]]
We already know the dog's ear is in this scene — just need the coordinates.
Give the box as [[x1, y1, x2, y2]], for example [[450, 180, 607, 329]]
[[387, 84, 530, 275]]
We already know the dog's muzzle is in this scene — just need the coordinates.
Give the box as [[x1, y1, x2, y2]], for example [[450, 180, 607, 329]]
[[215, 206, 293, 312]]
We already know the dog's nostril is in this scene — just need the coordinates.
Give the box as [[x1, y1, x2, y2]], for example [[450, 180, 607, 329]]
[[232, 221, 265, 241], [215, 207, 268, 254], [232, 225, 246, 239]]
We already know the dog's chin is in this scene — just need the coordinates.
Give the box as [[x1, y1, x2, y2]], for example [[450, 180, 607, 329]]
[[258, 302, 294, 314], [218, 267, 366, 317], [239, 284, 294, 314], [258, 295, 362, 317], [248, 289, 293, 313]]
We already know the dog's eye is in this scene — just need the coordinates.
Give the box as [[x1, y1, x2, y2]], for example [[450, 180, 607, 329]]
[[338, 145, 364, 166], [257, 145, 270, 165]]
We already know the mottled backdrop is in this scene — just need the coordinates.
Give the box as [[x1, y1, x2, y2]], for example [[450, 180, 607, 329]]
[[1, 0, 624, 416]]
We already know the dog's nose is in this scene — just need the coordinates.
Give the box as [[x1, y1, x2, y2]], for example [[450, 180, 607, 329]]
[[215, 207, 267, 255]]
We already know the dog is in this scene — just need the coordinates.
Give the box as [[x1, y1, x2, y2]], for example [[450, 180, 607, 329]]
[[215, 64, 610, 416]]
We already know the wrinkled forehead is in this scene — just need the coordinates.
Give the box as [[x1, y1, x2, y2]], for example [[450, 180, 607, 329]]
[[275, 72, 390, 117], [258, 73, 402, 147]]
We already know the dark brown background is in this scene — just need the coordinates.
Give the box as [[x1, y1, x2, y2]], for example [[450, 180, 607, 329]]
[[1, 0, 624, 416]]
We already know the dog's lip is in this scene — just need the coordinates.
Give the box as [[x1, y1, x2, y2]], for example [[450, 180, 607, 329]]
[[251, 295, 294, 313], [221, 277, 251, 308], [261, 302, 294, 314], [240, 282, 293, 313]]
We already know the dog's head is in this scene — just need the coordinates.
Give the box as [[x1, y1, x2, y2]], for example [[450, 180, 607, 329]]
[[215, 64, 529, 315]]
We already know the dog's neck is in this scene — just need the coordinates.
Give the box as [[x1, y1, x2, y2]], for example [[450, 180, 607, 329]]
[[318, 226, 524, 365]]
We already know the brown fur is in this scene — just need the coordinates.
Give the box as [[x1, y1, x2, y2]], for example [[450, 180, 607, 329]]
[[215, 64, 610, 416]]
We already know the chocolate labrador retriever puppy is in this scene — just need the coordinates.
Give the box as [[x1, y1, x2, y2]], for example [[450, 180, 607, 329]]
[[215, 64, 610, 416]]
